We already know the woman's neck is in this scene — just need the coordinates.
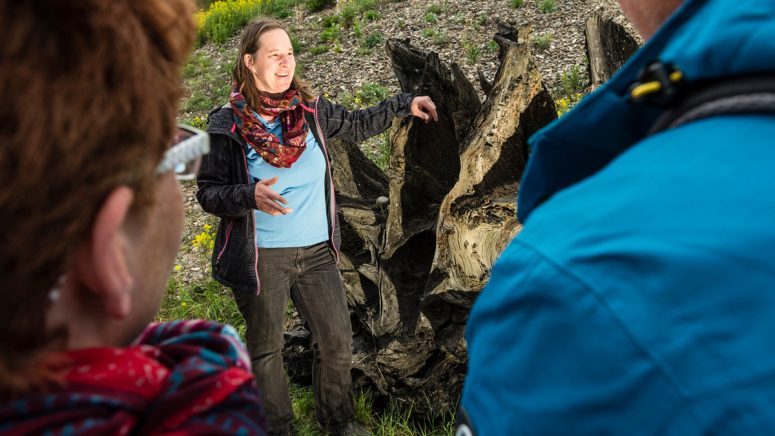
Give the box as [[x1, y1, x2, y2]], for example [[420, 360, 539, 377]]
[[258, 108, 277, 123]]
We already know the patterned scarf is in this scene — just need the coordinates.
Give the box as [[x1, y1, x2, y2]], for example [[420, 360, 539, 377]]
[[230, 84, 309, 168], [0, 320, 267, 435]]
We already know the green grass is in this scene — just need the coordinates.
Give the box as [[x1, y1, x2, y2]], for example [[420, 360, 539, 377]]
[[561, 64, 585, 97], [373, 133, 391, 171], [310, 45, 330, 55], [534, 33, 552, 52], [321, 22, 342, 42], [475, 13, 488, 28], [423, 11, 438, 24], [465, 44, 481, 65], [339, 4, 357, 28], [337, 82, 389, 109], [538, 0, 557, 14], [510, 0, 524, 7], [159, 277, 246, 338], [306, 0, 335, 12], [179, 47, 234, 125], [432, 29, 450, 46], [353, 0, 380, 13], [291, 35, 304, 54], [362, 31, 385, 49], [485, 40, 499, 53], [425, 3, 445, 14], [420, 27, 449, 46]]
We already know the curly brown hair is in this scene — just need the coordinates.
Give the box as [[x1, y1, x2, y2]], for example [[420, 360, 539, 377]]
[[233, 18, 316, 106], [0, 0, 195, 393]]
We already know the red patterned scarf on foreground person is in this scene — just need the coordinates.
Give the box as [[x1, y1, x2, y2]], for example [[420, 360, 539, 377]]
[[0, 320, 267, 435], [230, 85, 309, 168]]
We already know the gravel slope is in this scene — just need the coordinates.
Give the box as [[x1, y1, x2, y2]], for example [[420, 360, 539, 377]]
[[174, 0, 638, 285]]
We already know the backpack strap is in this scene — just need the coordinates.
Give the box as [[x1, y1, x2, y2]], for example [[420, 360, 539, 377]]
[[649, 75, 775, 135]]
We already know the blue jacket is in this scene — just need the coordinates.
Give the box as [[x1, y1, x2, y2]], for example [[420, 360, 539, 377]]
[[461, 0, 775, 434]]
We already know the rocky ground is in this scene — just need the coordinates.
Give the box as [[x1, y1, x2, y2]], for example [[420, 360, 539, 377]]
[[174, 0, 638, 286], [294, 0, 633, 98]]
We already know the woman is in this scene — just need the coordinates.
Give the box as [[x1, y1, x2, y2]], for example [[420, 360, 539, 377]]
[[0, 0, 267, 434], [196, 18, 437, 436]]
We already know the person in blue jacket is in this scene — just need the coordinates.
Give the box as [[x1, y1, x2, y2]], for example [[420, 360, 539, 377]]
[[460, 0, 775, 434]]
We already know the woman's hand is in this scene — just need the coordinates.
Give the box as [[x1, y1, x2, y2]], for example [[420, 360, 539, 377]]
[[410, 96, 438, 123], [254, 176, 292, 216]]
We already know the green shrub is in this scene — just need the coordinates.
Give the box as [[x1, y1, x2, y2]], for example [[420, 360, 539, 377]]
[[306, 0, 334, 12], [432, 29, 450, 46], [426, 3, 444, 14], [339, 4, 357, 27], [465, 44, 481, 65], [290, 35, 303, 54], [338, 82, 388, 109], [321, 22, 341, 42], [561, 64, 585, 97], [534, 33, 552, 52], [322, 14, 340, 27], [310, 45, 330, 55], [373, 133, 391, 171], [357, 83, 388, 106], [511, 0, 524, 7], [538, 0, 557, 13], [362, 31, 384, 49], [264, 0, 298, 18], [485, 40, 499, 53], [353, 20, 364, 38], [476, 13, 488, 27], [353, 0, 379, 13], [196, 0, 300, 44]]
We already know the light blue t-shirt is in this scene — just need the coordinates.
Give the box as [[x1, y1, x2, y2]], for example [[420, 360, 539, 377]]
[[245, 115, 329, 248]]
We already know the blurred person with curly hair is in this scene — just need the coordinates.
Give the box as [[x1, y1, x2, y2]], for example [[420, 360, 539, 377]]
[[0, 1, 267, 434]]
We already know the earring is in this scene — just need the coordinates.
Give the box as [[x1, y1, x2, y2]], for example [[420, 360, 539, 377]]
[[48, 274, 66, 303]]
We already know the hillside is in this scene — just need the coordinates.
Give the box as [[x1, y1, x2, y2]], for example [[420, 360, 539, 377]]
[[174, 0, 637, 285]]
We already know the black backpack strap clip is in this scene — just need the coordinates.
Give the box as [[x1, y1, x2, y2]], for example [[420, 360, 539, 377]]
[[628, 61, 686, 106], [649, 75, 775, 135]]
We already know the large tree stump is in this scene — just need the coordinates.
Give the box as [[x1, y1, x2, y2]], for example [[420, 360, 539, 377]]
[[585, 14, 640, 87], [425, 26, 556, 354], [283, 24, 557, 416]]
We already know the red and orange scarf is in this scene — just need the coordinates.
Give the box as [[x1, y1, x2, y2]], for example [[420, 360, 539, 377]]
[[230, 85, 309, 168]]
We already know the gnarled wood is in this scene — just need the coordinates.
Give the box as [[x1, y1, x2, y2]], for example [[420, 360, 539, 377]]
[[585, 14, 640, 87], [283, 24, 557, 416]]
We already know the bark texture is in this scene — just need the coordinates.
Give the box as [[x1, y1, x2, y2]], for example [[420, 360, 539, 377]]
[[585, 14, 640, 87]]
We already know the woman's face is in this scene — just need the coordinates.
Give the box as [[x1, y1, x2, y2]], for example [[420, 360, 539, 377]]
[[246, 28, 296, 97]]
